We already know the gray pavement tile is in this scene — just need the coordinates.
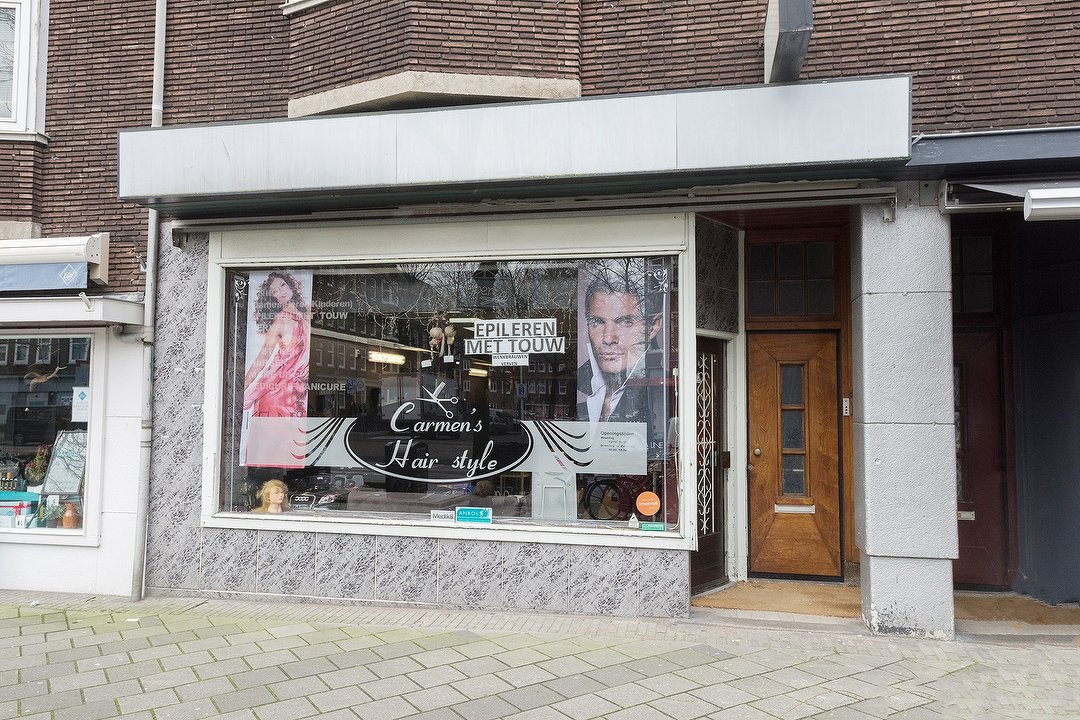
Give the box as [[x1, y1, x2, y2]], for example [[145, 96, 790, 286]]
[[49, 667, 109, 693], [358, 675, 423, 700], [77, 651, 134, 672], [141, 665, 201, 691], [413, 632, 470, 651], [290, 640, 342, 660], [130, 643, 184, 663], [748, 695, 819, 720], [820, 676, 893, 700], [21, 659, 76, 681], [20, 620, 70, 636], [336, 635, 384, 652], [497, 664, 558, 689], [648, 692, 716, 720], [0, 655, 41, 671], [229, 665, 290, 690], [550, 693, 621, 720], [179, 636, 232, 653], [176, 676, 236, 702], [689, 683, 759, 710], [403, 684, 470, 712], [149, 630, 200, 647], [413, 647, 471, 668], [456, 640, 507, 659], [608, 705, 674, 720], [308, 685, 372, 713], [19, 688, 84, 714], [584, 664, 647, 689], [161, 649, 216, 670], [351, 696, 418, 720], [454, 672, 516, 699], [45, 644, 103, 664], [325, 648, 380, 670], [659, 648, 727, 669], [596, 681, 664, 709], [298, 628, 351, 645], [404, 709, 462, 720], [213, 686, 278, 714], [193, 656, 251, 680], [454, 695, 521, 720], [53, 699, 121, 720], [265, 622, 318, 639], [71, 630, 123, 648], [537, 656, 598, 679], [637, 672, 702, 697], [226, 631, 275, 646], [729, 674, 799, 700], [258, 636, 309, 652], [117, 687, 181, 714], [264, 674, 330, 701], [152, 697, 222, 720], [504, 708, 573, 720], [543, 674, 608, 700], [710, 657, 772, 680], [371, 639, 425, 660], [368, 655, 425, 678], [763, 667, 824, 691], [244, 648, 301, 668], [706, 705, 776, 720], [406, 664, 469, 689], [83, 678, 145, 703], [495, 647, 554, 668], [194, 623, 246, 639], [320, 664, 379, 689], [279, 655, 338, 679], [624, 655, 684, 677], [533, 641, 586, 659], [501, 683, 566, 711], [0, 679, 49, 702], [204, 710, 259, 720], [252, 697, 319, 720]]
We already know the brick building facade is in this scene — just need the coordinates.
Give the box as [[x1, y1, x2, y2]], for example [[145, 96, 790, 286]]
[[3, 0, 1079, 636]]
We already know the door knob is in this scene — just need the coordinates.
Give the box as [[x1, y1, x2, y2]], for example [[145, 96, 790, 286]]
[[753, 447, 762, 456]]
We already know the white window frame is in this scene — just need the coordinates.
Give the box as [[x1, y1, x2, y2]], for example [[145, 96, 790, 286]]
[[34, 337, 50, 363], [200, 213, 697, 550], [0, 329, 106, 547], [0, 341, 7, 364], [13, 339, 29, 364], [0, 0, 46, 139]]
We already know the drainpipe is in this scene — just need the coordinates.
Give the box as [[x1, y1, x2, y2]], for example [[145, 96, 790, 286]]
[[129, 0, 167, 601]]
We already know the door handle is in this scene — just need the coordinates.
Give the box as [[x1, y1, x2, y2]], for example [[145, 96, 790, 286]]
[[747, 463, 753, 471], [753, 447, 762, 456]]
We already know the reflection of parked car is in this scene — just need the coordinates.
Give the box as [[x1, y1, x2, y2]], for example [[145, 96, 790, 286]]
[[285, 471, 364, 510], [489, 410, 516, 434]]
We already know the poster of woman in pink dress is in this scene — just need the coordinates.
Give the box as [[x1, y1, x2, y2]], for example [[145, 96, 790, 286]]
[[240, 270, 313, 467]]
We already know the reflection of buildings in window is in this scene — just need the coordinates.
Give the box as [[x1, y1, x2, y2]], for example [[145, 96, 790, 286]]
[[0, 6, 16, 119], [68, 338, 89, 363], [14, 340, 29, 364], [0, 341, 7, 364], [559, 380, 567, 395], [35, 339, 52, 364]]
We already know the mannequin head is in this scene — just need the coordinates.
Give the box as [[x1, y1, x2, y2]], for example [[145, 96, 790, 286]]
[[254, 478, 290, 513]]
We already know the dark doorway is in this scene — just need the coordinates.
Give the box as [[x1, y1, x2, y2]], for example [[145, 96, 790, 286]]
[[691, 335, 727, 593]]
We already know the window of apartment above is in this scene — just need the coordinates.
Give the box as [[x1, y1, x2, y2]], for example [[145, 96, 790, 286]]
[[0, 0, 44, 137]]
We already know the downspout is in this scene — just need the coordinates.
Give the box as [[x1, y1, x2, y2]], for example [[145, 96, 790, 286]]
[[130, 0, 167, 601]]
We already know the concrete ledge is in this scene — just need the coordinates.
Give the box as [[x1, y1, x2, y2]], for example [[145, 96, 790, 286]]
[[289, 70, 582, 118], [0, 221, 40, 240]]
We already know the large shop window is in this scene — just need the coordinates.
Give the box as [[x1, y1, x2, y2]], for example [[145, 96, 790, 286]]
[[220, 257, 680, 530], [0, 336, 91, 531]]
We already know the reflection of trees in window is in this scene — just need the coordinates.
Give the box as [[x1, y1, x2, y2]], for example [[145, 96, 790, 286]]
[[0, 7, 15, 119]]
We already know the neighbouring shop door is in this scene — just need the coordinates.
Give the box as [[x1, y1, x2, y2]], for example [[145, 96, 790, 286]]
[[748, 332, 841, 577], [691, 336, 727, 592], [953, 329, 1008, 587]]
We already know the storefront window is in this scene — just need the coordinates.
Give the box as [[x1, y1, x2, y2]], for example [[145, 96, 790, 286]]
[[0, 336, 91, 531], [220, 257, 680, 529]]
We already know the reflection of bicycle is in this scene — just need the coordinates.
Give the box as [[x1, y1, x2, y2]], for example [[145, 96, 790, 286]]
[[583, 475, 652, 520]]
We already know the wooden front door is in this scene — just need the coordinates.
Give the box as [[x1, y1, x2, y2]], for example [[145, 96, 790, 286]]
[[953, 329, 1008, 587], [691, 336, 727, 592], [748, 332, 842, 577]]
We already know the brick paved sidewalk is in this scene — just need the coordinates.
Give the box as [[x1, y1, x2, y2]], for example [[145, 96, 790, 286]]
[[0, 591, 1077, 720]]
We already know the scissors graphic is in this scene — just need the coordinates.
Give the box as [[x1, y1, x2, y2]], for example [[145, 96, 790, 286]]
[[419, 382, 459, 418]]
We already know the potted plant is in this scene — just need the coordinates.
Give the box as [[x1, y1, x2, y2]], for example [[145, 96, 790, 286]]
[[24, 445, 49, 486], [45, 504, 64, 528]]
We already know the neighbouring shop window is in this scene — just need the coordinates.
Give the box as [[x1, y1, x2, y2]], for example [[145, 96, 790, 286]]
[[0, 336, 91, 531], [0, 5, 15, 120], [220, 257, 680, 530], [747, 241, 836, 318]]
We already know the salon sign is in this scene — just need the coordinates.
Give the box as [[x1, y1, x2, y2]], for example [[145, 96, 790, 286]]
[[244, 391, 646, 482], [464, 318, 565, 366]]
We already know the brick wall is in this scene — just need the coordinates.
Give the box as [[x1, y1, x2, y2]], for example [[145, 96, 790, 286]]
[[290, 0, 578, 101], [290, 0, 410, 99], [0, 142, 43, 224], [39, 0, 157, 294], [164, 0, 290, 123], [580, 0, 1080, 133]]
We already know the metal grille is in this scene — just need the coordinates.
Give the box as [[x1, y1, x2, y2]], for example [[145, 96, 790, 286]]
[[696, 351, 716, 535]]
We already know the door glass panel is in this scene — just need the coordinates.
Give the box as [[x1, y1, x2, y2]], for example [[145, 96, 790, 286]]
[[781, 410, 804, 450], [782, 455, 806, 495], [748, 244, 774, 278], [963, 276, 994, 313], [780, 365, 803, 406], [962, 236, 993, 274], [806, 242, 834, 277], [777, 281, 805, 315], [777, 243, 804, 278], [748, 281, 776, 315], [807, 279, 835, 315]]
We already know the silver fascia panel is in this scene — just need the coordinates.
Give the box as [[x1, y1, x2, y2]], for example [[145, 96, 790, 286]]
[[118, 76, 910, 202]]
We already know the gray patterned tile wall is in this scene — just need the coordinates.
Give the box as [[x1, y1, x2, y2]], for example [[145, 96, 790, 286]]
[[696, 216, 740, 334], [144, 229, 690, 618]]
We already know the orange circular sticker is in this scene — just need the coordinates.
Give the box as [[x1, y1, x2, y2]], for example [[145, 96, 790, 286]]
[[635, 491, 661, 516]]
